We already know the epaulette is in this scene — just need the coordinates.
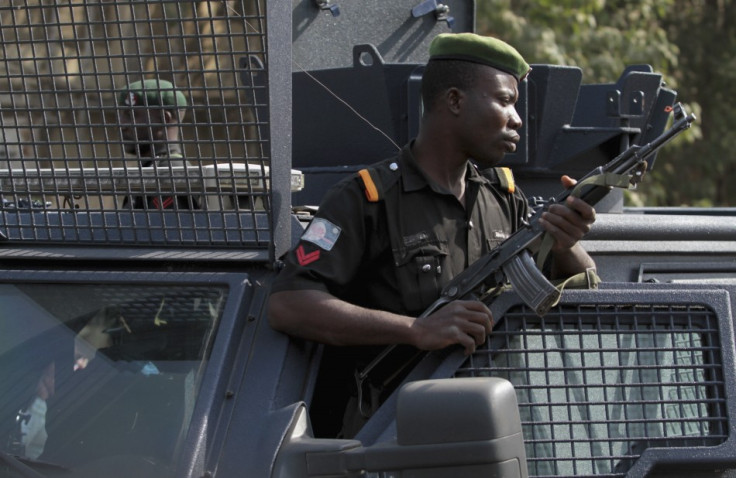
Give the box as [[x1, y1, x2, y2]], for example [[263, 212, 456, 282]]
[[483, 166, 516, 194], [358, 162, 401, 202], [156, 151, 184, 160], [358, 168, 381, 202]]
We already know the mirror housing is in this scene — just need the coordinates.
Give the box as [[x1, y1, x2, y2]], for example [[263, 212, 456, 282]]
[[273, 377, 528, 477]]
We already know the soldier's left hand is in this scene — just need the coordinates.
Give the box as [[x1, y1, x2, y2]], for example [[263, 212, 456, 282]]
[[540, 175, 596, 251]]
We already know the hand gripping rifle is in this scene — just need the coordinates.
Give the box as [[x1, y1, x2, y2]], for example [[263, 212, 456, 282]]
[[355, 103, 695, 410]]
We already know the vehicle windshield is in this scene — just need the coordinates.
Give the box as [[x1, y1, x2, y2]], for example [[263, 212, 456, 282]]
[[0, 282, 226, 476]]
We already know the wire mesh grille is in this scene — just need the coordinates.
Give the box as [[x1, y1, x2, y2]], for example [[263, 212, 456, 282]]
[[0, 0, 278, 247], [456, 303, 728, 478]]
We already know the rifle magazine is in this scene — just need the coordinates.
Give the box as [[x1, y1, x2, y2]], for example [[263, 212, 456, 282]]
[[502, 251, 561, 317]]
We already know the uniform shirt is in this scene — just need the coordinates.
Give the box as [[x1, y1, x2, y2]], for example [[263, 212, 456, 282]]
[[123, 146, 202, 210], [274, 145, 530, 437], [272, 144, 529, 317]]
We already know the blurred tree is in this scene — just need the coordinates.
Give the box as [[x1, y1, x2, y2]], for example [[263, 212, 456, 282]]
[[661, 0, 735, 206], [476, 0, 729, 207]]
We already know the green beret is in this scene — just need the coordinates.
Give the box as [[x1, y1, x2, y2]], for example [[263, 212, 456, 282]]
[[119, 79, 188, 108], [429, 33, 531, 81]]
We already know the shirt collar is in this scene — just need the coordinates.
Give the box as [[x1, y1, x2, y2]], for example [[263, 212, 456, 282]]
[[139, 144, 181, 168], [400, 144, 489, 194]]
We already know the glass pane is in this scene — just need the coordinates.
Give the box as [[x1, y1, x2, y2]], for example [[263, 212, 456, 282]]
[[457, 304, 727, 478], [0, 282, 227, 474]]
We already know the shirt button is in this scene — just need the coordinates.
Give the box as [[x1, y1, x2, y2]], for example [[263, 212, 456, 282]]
[[421, 264, 431, 273], [468, 220, 474, 230]]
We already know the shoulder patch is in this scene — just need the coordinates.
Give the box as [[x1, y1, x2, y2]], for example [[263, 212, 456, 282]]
[[301, 217, 341, 251]]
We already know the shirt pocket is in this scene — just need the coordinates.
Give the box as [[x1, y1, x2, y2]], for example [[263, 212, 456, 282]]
[[393, 241, 449, 313], [487, 231, 510, 251]]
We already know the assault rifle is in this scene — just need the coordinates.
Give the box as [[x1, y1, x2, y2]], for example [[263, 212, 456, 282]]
[[419, 102, 694, 318], [356, 103, 695, 403]]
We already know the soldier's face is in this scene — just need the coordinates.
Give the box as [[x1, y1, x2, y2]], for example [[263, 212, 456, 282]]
[[458, 67, 522, 168]]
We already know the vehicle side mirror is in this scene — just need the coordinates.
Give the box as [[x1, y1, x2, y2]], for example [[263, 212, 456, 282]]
[[273, 377, 528, 477]]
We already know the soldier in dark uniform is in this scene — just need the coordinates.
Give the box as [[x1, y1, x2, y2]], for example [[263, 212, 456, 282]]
[[268, 33, 597, 437], [118, 79, 201, 210]]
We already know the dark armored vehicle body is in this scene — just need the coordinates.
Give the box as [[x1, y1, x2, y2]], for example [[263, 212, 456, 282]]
[[1, 2, 735, 478]]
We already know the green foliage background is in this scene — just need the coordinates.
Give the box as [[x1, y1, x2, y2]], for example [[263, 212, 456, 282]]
[[477, 0, 731, 207]]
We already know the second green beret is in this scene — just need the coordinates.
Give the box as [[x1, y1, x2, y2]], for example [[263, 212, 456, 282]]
[[119, 79, 188, 109]]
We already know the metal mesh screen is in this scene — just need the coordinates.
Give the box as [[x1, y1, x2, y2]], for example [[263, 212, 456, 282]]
[[0, 1, 281, 248], [457, 303, 728, 478]]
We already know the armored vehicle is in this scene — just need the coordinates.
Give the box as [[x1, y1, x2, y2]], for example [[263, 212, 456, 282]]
[[1, 2, 735, 478]]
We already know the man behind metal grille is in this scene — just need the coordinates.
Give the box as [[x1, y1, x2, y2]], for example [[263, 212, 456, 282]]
[[118, 79, 202, 210]]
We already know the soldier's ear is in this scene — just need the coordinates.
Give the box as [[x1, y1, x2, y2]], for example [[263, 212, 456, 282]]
[[446, 87, 464, 116], [162, 109, 175, 124], [163, 108, 186, 124]]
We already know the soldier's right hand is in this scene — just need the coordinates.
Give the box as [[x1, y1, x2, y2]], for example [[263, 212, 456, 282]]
[[411, 300, 493, 355]]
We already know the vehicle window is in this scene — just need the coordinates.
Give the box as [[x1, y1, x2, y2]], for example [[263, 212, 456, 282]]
[[0, 282, 226, 474], [457, 303, 727, 478]]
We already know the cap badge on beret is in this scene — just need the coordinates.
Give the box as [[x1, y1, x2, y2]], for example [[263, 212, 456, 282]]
[[123, 91, 139, 107], [429, 32, 531, 81]]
